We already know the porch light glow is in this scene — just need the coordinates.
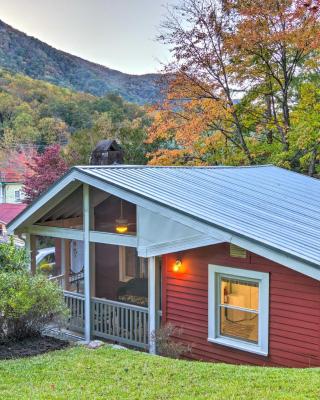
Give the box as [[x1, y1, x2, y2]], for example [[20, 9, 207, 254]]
[[115, 200, 128, 234], [115, 219, 129, 234], [173, 259, 182, 273]]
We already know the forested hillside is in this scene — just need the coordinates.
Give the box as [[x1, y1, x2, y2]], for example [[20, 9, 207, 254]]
[[0, 19, 161, 105], [0, 69, 152, 165]]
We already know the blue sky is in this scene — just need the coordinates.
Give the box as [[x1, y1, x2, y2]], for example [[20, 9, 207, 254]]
[[0, 0, 176, 75]]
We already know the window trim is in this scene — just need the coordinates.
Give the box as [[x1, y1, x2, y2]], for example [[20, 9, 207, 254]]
[[119, 246, 148, 283], [119, 246, 133, 282], [14, 190, 21, 202], [208, 265, 269, 356]]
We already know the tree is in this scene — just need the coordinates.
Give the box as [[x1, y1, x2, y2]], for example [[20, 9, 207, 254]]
[[230, 0, 320, 150], [147, 0, 320, 174], [23, 145, 69, 204], [289, 82, 320, 176]]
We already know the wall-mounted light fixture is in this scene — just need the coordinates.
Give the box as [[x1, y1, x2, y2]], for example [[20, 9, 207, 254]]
[[173, 259, 182, 273], [115, 200, 128, 234]]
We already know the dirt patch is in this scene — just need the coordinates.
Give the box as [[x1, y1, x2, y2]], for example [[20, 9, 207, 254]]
[[0, 336, 69, 360]]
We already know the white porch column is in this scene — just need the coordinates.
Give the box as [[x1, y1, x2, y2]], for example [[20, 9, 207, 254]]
[[60, 239, 66, 288], [148, 256, 156, 354], [83, 184, 91, 341], [25, 233, 36, 274], [25, 233, 31, 270]]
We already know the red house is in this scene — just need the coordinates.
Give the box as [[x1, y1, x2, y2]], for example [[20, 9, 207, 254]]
[[7, 165, 320, 367]]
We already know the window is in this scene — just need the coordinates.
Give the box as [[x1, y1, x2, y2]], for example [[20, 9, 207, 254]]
[[14, 190, 21, 202], [119, 246, 148, 282], [208, 265, 269, 355]]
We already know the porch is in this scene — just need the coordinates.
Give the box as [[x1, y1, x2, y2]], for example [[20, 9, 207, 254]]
[[46, 239, 160, 349], [22, 182, 164, 352], [64, 291, 149, 349], [10, 171, 222, 352]]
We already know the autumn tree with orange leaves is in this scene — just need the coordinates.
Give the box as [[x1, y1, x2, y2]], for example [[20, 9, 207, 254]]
[[147, 0, 320, 176]]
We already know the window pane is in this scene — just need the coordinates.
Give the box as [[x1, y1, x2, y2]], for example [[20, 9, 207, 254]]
[[220, 277, 259, 311], [220, 307, 258, 343]]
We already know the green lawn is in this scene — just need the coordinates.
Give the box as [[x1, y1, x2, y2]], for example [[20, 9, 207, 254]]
[[0, 346, 319, 400]]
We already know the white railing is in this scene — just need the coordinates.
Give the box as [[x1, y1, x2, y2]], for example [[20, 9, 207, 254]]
[[92, 297, 149, 348], [49, 274, 65, 288], [64, 291, 85, 333], [63, 291, 149, 349]]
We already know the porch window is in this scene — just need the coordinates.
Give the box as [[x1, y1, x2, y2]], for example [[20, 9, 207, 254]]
[[119, 246, 148, 282], [208, 265, 269, 355]]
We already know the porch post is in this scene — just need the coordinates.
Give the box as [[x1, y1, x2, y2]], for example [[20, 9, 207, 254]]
[[148, 256, 156, 354], [60, 239, 66, 288], [30, 235, 37, 275], [25, 233, 36, 274], [25, 233, 31, 269], [83, 184, 91, 341]]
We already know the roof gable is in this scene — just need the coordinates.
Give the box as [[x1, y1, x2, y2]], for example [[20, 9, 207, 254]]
[[7, 165, 320, 279]]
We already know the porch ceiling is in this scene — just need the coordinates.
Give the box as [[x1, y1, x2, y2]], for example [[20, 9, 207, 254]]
[[37, 186, 110, 224]]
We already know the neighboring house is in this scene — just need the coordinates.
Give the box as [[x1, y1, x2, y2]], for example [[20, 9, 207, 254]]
[[0, 150, 34, 204], [0, 170, 25, 203], [0, 203, 26, 246], [7, 165, 320, 368]]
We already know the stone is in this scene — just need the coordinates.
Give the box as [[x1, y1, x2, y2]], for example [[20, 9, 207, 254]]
[[111, 344, 128, 350], [87, 340, 105, 349], [75, 340, 90, 346]]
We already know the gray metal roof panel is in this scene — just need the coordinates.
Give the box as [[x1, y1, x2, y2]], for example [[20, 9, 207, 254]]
[[76, 165, 320, 267]]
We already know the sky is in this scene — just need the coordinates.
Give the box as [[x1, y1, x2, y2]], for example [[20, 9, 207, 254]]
[[0, 0, 175, 75]]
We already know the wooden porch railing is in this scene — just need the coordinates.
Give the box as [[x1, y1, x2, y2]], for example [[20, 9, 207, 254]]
[[49, 274, 65, 288], [64, 290, 85, 333], [63, 291, 149, 349]]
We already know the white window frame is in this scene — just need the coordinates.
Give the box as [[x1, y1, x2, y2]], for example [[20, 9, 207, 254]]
[[119, 246, 133, 282], [14, 190, 21, 202], [119, 246, 148, 282], [208, 265, 269, 356]]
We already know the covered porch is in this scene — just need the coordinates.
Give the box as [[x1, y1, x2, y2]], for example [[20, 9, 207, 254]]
[[24, 184, 162, 351], [9, 167, 224, 353]]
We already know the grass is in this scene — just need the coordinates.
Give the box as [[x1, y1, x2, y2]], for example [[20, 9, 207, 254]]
[[0, 346, 319, 400]]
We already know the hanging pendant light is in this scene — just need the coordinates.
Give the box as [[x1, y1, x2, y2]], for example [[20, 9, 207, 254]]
[[115, 199, 128, 234]]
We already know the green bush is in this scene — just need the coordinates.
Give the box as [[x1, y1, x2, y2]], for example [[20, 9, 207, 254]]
[[0, 272, 68, 341], [0, 238, 29, 272]]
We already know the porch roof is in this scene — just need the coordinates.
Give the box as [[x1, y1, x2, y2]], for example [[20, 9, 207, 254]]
[[7, 165, 320, 278]]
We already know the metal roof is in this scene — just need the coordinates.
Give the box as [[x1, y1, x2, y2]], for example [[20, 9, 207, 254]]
[[0, 203, 26, 225], [76, 165, 320, 268]]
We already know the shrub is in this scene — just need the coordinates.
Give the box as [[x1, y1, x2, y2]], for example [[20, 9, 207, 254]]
[[0, 272, 68, 341], [0, 238, 29, 272], [151, 323, 192, 359]]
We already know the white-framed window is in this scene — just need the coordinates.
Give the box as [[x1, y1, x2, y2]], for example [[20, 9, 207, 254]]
[[208, 265, 269, 356], [119, 246, 148, 282], [14, 190, 21, 202]]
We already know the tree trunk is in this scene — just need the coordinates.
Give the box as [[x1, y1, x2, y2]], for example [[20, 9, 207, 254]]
[[308, 147, 318, 177]]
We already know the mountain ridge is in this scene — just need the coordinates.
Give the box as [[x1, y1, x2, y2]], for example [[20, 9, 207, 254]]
[[0, 19, 162, 104]]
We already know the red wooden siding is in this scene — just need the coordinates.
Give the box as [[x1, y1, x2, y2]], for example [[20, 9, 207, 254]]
[[162, 243, 320, 367]]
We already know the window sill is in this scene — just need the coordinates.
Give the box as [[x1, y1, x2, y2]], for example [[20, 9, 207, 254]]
[[208, 337, 268, 356]]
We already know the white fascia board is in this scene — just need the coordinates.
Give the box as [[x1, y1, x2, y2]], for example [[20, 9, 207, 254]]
[[23, 225, 138, 247], [89, 231, 137, 247], [138, 235, 223, 258], [229, 236, 320, 281], [7, 170, 81, 234], [24, 225, 83, 241]]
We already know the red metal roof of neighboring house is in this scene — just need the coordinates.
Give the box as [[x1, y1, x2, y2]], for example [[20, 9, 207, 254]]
[[0, 203, 27, 225], [0, 169, 24, 182]]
